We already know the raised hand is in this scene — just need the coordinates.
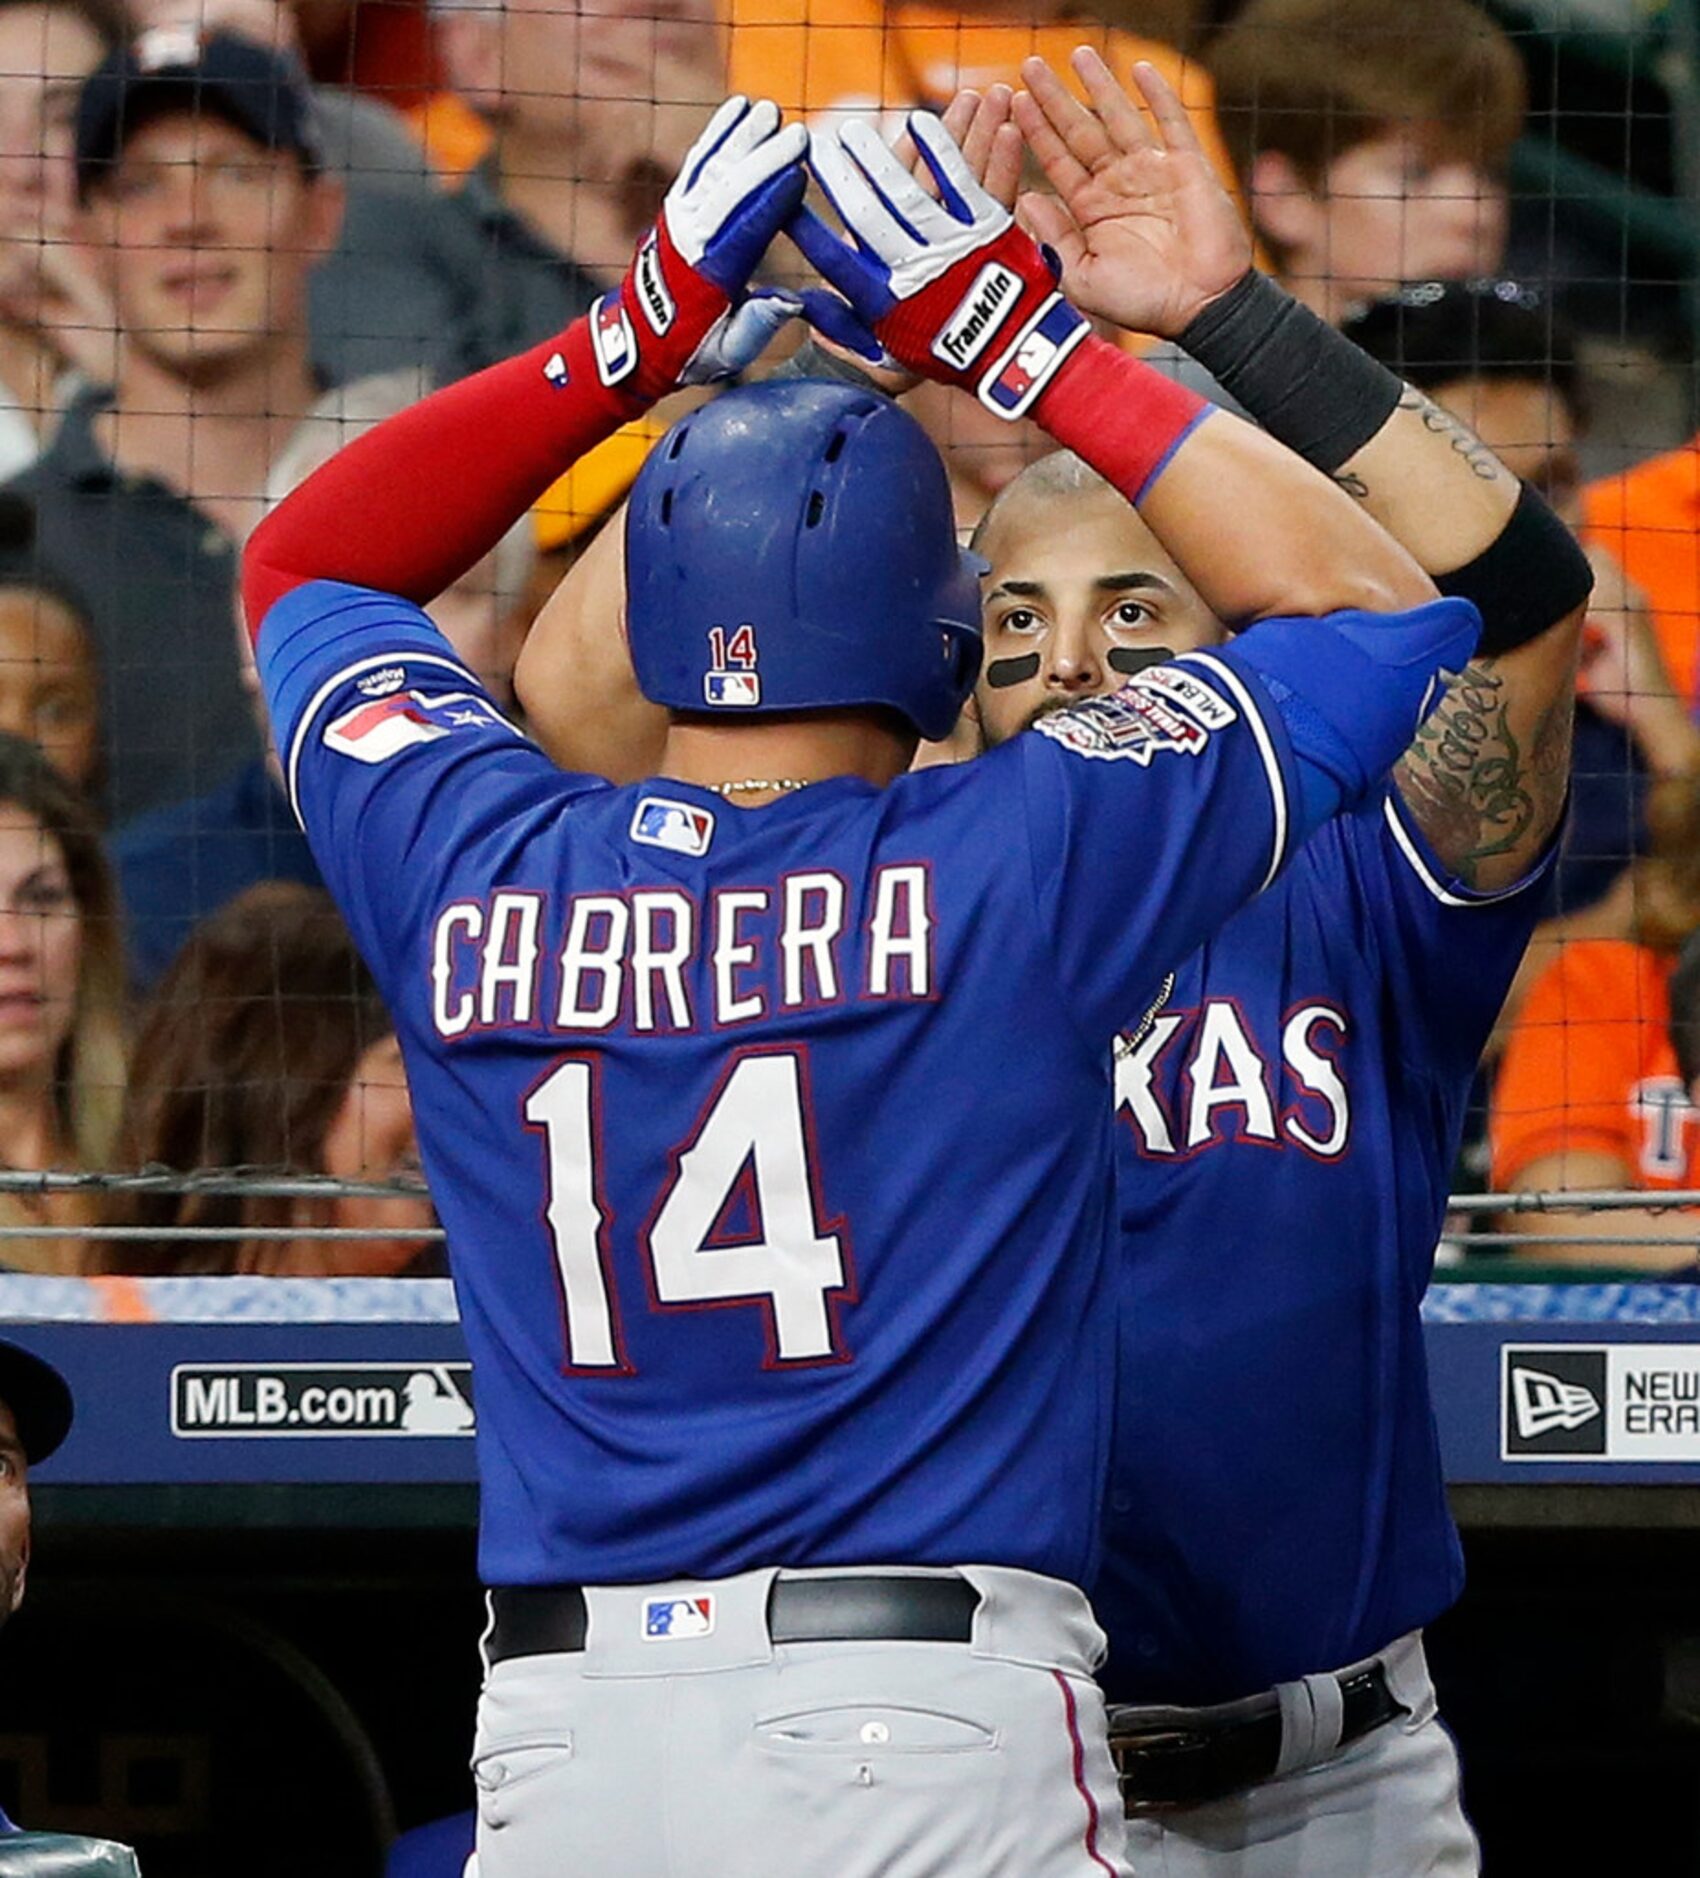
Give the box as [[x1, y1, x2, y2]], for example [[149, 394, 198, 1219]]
[[595, 95, 808, 399], [787, 99, 1087, 419], [1012, 50, 1251, 340]]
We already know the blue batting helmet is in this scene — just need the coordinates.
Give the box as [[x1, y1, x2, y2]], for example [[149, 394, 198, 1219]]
[[625, 380, 983, 742]]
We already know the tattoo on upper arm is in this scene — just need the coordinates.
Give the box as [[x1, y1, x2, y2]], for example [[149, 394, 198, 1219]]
[[1398, 387, 1506, 484], [1394, 660, 1571, 886]]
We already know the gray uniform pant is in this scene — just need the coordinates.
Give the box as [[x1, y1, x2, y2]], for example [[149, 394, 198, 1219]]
[[1123, 1633, 1479, 1878], [470, 1563, 1131, 1878]]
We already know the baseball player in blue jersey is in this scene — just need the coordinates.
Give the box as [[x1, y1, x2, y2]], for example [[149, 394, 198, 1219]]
[[964, 56, 1587, 1877], [243, 92, 1478, 1878]]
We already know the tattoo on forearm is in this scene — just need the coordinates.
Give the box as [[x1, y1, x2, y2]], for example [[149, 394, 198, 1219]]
[[1396, 662, 1540, 886], [1398, 387, 1506, 484]]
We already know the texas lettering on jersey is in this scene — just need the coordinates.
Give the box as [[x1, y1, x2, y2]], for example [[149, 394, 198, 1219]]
[[1116, 997, 1352, 1160]]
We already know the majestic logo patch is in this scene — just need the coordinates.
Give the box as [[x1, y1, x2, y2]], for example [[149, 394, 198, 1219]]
[[643, 1595, 715, 1640], [324, 689, 495, 764], [635, 235, 675, 335], [631, 796, 715, 856], [1035, 669, 1229, 766], [591, 294, 637, 386], [543, 350, 569, 389], [979, 296, 1089, 419], [933, 262, 1021, 370], [357, 665, 406, 698]]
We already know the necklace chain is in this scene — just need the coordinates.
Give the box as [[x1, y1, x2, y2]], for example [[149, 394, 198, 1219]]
[[703, 778, 812, 797]]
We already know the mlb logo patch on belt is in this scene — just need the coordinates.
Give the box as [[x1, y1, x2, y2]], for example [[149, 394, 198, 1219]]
[[643, 1595, 715, 1640]]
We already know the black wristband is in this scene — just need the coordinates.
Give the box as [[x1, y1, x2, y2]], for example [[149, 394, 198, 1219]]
[[1435, 481, 1595, 658], [1177, 271, 1402, 473], [773, 337, 887, 395]]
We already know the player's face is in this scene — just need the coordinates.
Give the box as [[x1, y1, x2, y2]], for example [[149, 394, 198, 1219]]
[[0, 4, 103, 312], [0, 807, 78, 1090], [974, 484, 1221, 749], [81, 114, 340, 376], [1266, 131, 1506, 312], [1426, 372, 1582, 523], [0, 1404, 29, 1623], [318, 1032, 435, 1276], [0, 588, 100, 793]]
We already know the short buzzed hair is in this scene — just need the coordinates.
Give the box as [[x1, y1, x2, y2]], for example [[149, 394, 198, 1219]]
[[969, 451, 1116, 556], [1206, 0, 1527, 191]]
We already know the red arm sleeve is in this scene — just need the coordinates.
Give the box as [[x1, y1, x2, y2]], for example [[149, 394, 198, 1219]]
[[243, 317, 640, 638]]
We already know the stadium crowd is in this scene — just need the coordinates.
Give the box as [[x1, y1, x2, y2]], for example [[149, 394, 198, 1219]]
[[0, 0, 1684, 1284]]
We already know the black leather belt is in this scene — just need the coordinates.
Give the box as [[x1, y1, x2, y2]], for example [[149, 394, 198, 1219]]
[[486, 1573, 980, 1664], [1107, 1663, 1407, 1815]]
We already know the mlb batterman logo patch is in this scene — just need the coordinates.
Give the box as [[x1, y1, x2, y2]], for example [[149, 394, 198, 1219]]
[[979, 296, 1089, 419], [630, 796, 715, 856], [643, 1595, 715, 1640], [591, 293, 638, 386]]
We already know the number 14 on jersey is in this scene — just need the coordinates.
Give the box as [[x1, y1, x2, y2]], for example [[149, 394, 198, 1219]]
[[523, 1049, 853, 1373]]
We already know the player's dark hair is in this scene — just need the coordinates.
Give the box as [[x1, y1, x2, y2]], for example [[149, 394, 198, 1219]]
[[114, 882, 395, 1274], [1342, 281, 1588, 433]]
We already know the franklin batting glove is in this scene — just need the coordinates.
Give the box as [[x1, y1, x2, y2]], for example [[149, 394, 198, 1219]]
[[788, 111, 1087, 419], [593, 96, 809, 403]]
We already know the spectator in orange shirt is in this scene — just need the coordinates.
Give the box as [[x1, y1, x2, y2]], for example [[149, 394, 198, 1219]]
[[1583, 440, 1700, 720], [1492, 771, 1700, 1269]]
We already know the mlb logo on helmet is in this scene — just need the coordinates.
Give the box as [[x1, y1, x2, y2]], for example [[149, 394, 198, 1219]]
[[705, 672, 761, 706], [591, 294, 638, 386], [643, 1595, 716, 1640], [979, 296, 1089, 420], [630, 795, 715, 856]]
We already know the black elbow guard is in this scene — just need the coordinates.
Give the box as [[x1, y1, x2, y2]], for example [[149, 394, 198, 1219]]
[[1435, 482, 1594, 658]]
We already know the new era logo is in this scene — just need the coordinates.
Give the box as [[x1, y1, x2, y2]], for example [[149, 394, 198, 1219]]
[[1503, 1347, 1607, 1456], [932, 262, 1021, 370], [643, 1595, 714, 1640], [630, 796, 714, 856]]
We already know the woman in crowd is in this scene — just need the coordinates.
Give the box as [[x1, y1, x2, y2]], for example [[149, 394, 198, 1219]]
[[0, 730, 124, 1271], [115, 881, 433, 1276], [0, 490, 101, 796]]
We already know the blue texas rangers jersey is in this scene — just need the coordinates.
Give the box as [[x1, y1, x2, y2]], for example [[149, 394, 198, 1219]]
[[259, 579, 1307, 1590], [1095, 785, 1552, 1704]]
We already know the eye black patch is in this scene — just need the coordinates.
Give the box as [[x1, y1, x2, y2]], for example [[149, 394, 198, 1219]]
[[984, 653, 1042, 688], [1107, 646, 1175, 676]]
